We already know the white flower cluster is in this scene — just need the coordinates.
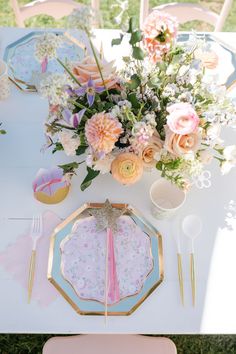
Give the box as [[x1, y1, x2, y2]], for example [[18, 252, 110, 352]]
[[131, 121, 154, 152], [144, 112, 156, 127], [39, 73, 72, 106], [35, 33, 62, 62], [67, 6, 96, 35], [221, 145, 236, 175], [58, 130, 81, 156], [110, 100, 132, 120], [181, 158, 203, 177]]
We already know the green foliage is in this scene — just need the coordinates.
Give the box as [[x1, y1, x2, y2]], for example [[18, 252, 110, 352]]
[[127, 17, 135, 33], [76, 145, 87, 156], [58, 162, 79, 174], [132, 46, 145, 60], [129, 30, 142, 45], [52, 142, 63, 154], [156, 159, 185, 188], [111, 34, 124, 46], [127, 74, 141, 90], [0, 123, 6, 134], [128, 92, 140, 109], [80, 167, 100, 191]]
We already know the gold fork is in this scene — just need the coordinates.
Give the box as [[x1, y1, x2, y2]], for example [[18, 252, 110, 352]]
[[27, 215, 43, 303]]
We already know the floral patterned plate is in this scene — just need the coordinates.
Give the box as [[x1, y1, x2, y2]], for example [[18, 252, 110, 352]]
[[3, 31, 86, 92], [48, 203, 163, 316]]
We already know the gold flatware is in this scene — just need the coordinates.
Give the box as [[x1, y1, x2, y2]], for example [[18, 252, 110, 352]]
[[190, 253, 196, 306], [173, 218, 185, 306], [27, 215, 43, 303], [182, 214, 202, 307], [177, 253, 184, 305]]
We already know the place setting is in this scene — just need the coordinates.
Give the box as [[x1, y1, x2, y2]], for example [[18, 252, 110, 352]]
[[0, 2, 236, 339]]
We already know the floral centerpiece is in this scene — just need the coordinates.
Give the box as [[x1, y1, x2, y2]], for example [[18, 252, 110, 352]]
[[37, 9, 236, 191]]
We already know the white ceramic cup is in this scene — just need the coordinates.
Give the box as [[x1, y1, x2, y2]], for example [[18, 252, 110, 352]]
[[0, 60, 10, 100], [150, 178, 186, 219]]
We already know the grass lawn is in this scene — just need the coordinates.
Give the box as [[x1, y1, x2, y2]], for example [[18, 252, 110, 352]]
[[0, 334, 236, 353], [0, 0, 236, 353]]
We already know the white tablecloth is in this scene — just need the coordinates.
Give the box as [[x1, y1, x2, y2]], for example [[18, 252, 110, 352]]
[[0, 28, 236, 334]]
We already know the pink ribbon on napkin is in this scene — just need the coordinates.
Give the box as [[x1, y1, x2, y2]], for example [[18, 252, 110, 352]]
[[107, 227, 120, 303], [0, 211, 61, 307], [41, 56, 48, 73]]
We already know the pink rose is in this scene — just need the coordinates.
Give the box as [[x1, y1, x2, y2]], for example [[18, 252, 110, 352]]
[[166, 103, 199, 135], [164, 126, 200, 157]]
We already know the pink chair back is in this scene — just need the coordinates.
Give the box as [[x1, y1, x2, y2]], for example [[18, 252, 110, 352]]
[[10, 0, 100, 27], [43, 335, 177, 354], [140, 0, 233, 31]]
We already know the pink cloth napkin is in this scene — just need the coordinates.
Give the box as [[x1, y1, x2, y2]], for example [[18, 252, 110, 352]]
[[0, 211, 61, 307]]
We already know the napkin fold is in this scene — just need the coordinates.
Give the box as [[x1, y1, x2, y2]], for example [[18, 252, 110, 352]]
[[0, 211, 61, 307]]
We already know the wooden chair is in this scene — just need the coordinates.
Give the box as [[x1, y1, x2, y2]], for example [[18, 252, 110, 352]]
[[10, 0, 100, 28], [140, 0, 233, 31], [42, 335, 177, 354]]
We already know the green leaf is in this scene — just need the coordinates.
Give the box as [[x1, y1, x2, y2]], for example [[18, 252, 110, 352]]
[[58, 162, 79, 174], [59, 162, 79, 173], [132, 47, 145, 60], [76, 145, 87, 156], [111, 34, 124, 46], [127, 17, 134, 33], [127, 74, 141, 90], [80, 167, 100, 191], [122, 56, 130, 63], [128, 93, 140, 109], [156, 161, 163, 171], [129, 30, 142, 45], [0, 129, 6, 134], [165, 159, 182, 170], [52, 142, 63, 154]]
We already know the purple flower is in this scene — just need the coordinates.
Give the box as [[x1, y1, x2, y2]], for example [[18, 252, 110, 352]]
[[74, 78, 105, 107], [62, 108, 86, 128]]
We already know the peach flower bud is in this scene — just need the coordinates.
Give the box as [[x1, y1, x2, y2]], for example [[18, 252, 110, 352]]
[[167, 102, 199, 135], [141, 131, 163, 167], [111, 153, 143, 185]]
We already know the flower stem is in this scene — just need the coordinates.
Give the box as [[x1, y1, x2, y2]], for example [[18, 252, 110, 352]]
[[87, 33, 111, 100], [57, 58, 82, 87], [69, 99, 93, 114], [54, 123, 75, 130]]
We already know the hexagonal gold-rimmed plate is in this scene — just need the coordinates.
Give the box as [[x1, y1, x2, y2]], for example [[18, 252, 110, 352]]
[[48, 203, 164, 316], [3, 31, 85, 92]]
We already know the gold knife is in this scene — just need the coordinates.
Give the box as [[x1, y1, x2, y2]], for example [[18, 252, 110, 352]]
[[177, 253, 184, 305], [27, 250, 36, 303]]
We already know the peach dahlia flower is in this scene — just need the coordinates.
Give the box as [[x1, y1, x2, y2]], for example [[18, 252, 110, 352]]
[[142, 10, 178, 63], [85, 112, 123, 154]]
